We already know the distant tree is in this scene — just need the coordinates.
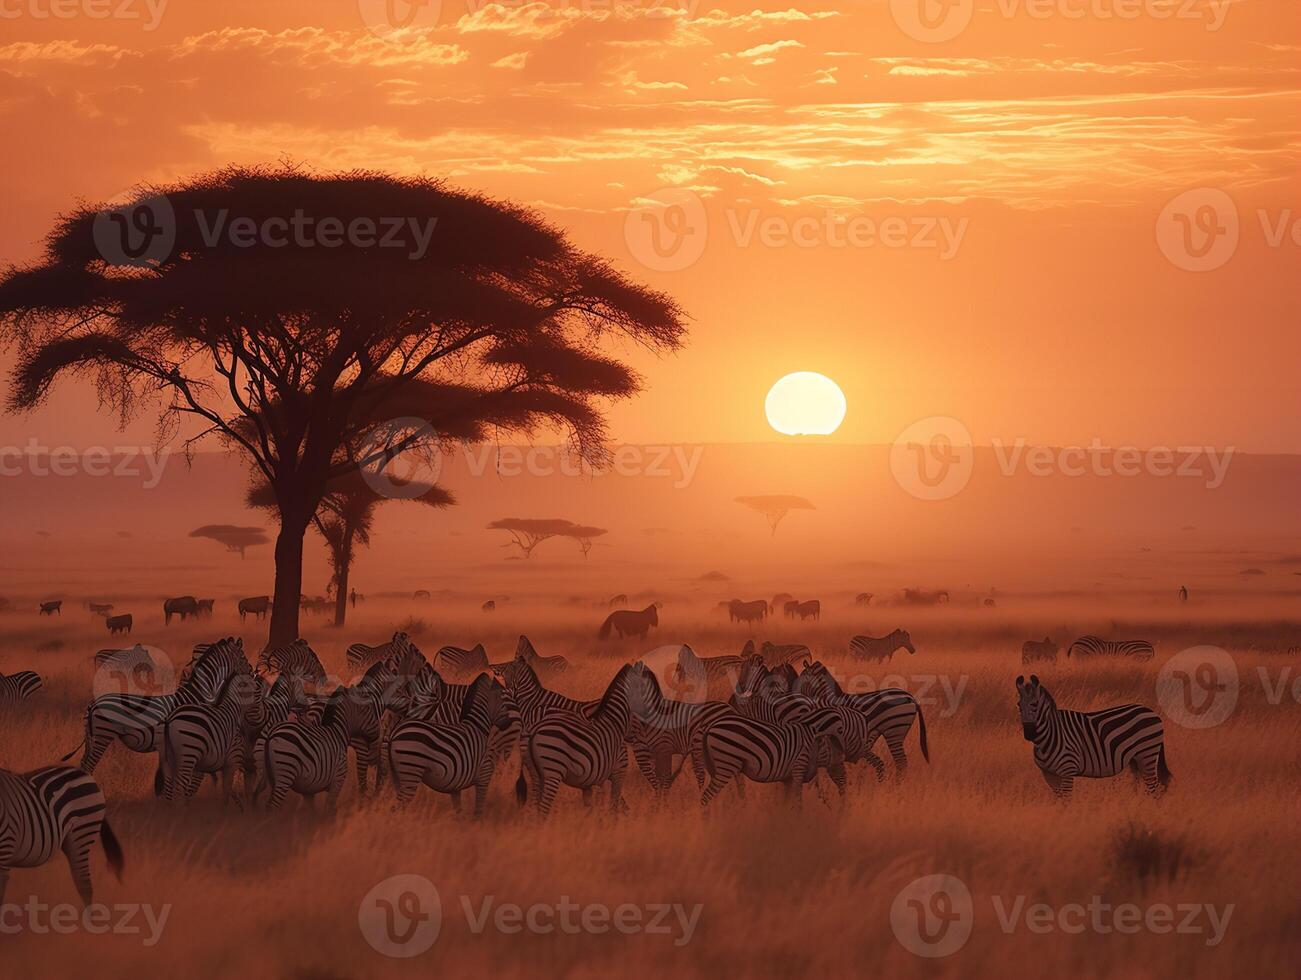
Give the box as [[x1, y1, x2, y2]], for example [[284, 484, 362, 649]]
[[190, 524, 269, 558], [488, 518, 605, 559], [0, 165, 686, 644], [734, 495, 816, 536]]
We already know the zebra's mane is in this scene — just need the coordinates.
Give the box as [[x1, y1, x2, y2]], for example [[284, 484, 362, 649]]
[[593, 663, 635, 719], [458, 672, 497, 724]]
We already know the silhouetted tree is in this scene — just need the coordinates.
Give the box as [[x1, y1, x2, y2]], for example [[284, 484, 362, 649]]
[[488, 517, 605, 559], [0, 165, 686, 643], [735, 495, 815, 536], [190, 524, 269, 558], [567, 524, 607, 558]]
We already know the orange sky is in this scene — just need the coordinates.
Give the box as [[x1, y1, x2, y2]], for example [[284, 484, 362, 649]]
[[0, 0, 1297, 452]]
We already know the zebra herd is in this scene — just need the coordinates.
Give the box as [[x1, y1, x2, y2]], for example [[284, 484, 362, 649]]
[[0, 627, 1180, 907]]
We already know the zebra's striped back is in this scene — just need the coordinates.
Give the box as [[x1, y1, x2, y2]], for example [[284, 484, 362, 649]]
[[0, 671, 43, 706], [257, 639, 327, 683], [435, 644, 489, 678], [1067, 635, 1155, 660]]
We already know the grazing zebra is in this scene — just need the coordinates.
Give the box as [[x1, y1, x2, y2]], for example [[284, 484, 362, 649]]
[[759, 641, 812, 668], [849, 629, 916, 662], [698, 714, 824, 808], [1015, 674, 1171, 799], [793, 600, 821, 621], [435, 643, 490, 679], [346, 631, 425, 674], [163, 595, 199, 625], [155, 671, 265, 805], [238, 595, 270, 621], [792, 661, 929, 777], [261, 690, 353, 811], [106, 614, 133, 635], [515, 635, 569, 676], [518, 664, 655, 816], [255, 639, 327, 684], [66, 638, 250, 773], [598, 604, 659, 639], [39, 600, 62, 616], [0, 766, 125, 905], [1067, 636, 1155, 660], [0, 671, 43, 707], [804, 705, 888, 782], [1022, 636, 1059, 665], [388, 674, 512, 815], [728, 599, 768, 625], [628, 678, 733, 798]]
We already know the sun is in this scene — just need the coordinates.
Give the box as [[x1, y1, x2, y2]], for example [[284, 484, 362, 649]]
[[764, 372, 847, 436]]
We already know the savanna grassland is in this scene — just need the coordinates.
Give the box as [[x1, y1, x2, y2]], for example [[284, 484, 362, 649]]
[[0, 597, 1298, 979]]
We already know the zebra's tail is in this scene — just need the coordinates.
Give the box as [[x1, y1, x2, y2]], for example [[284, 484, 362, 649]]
[[262, 735, 277, 805], [915, 702, 930, 763], [154, 723, 170, 798], [515, 767, 528, 806], [100, 819, 125, 883], [61, 708, 91, 763], [1157, 744, 1173, 788], [597, 614, 615, 639]]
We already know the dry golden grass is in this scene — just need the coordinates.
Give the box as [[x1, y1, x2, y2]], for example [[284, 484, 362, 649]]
[[0, 600, 1297, 979]]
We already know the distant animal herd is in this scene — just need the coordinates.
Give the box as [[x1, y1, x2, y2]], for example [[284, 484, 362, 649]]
[[0, 582, 1198, 907]]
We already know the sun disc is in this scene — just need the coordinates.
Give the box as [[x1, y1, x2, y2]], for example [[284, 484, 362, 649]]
[[765, 372, 846, 436]]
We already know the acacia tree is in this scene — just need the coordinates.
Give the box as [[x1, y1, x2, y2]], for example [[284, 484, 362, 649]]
[[488, 517, 604, 559], [0, 165, 686, 643], [735, 495, 816, 536], [190, 524, 268, 558]]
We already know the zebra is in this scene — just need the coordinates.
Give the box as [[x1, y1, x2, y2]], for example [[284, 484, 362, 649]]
[[518, 664, 656, 816], [792, 661, 929, 777], [498, 657, 604, 804], [256, 638, 327, 683], [1015, 674, 1171, 799], [849, 629, 916, 662], [435, 643, 490, 679], [1067, 635, 1155, 661], [0, 766, 125, 905], [155, 670, 265, 805], [854, 592, 873, 606], [698, 714, 824, 808], [93, 645, 161, 696], [803, 705, 888, 783], [0, 671, 43, 708], [38, 600, 62, 616], [331, 661, 414, 795], [1022, 636, 1059, 665], [759, 641, 812, 668], [65, 637, 250, 773], [671, 644, 744, 701], [245, 673, 314, 803], [346, 631, 425, 675], [626, 665, 732, 796], [388, 674, 512, 815], [514, 635, 569, 677], [261, 690, 353, 811]]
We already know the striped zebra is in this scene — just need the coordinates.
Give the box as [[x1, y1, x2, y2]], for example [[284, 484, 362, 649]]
[[0, 766, 125, 905], [849, 629, 916, 662], [498, 658, 601, 805], [256, 639, 327, 683], [435, 644, 490, 679], [0, 671, 43, 707], [346, 631, 426, 674], [671, 644, 744, 701], [66, 638, 250, 773], [803, 705, 888, 782], [334, 661, 414, 795], [388, 674, 512, 815], [792, 661, 929, 777], [246, 673, 314, 804], [261, 690, 353, 811], [697, 713, 822, 808], [514, 635, 569, 677], [626, 665, 731, 796], [518, 664, 655, 816], [759, 641, 812, 668], [1016, 674, 1171, 798], [155, 671, 265, 805], [1066, 635, 1155, 661]]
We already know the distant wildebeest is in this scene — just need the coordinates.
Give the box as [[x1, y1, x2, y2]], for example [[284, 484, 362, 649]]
[[163, 595, 199, 625], [849, 629, 916, 662], [782, 600, 799, 619], [1016, 674, 1171, 799], [105, 614, 133, 636], [1067, 635, 1155, 661], [196, 599, 215, 618], [598, 604, 659, 639], [855, 592, 873, 606], [728, 599, 768, 625], [482, 600, 496, 613], [608, 594, 628, 607], [770, 592, 794, 614], [793, 600, 820, 621], [982, 598, 997, 608], [1178, 585, 1189, 602], [899, 588, 949, 606], [88, 602, 114, 616], [38, 601, 62, 616], [413, 589, 431, 600], [1022, 636, 1059, 665], [238, 595, 270, 621], [300, 595, 329, 614]]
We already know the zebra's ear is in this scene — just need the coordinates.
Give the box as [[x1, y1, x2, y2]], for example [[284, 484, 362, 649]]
[[1015, 675, 1025, 688], [1030, 674, 1040, 686]]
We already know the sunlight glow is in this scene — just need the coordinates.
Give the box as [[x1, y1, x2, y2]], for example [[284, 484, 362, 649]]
[[765, 372, 847, 436]]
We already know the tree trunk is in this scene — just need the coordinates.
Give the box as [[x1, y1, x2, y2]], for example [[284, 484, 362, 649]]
[[333, 530, 354, 629], [268, 514, 309, 647]]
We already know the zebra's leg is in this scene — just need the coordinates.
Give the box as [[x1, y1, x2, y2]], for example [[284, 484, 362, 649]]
[[61, 839, 95, 907], [80, 729, 114, 774], [609, 768, 628, 814], [473, 779, 490, 818], [700, 766, 738, 807], [449, 790, 463, 814], [537, 777, 561, 818], [885, 733, 908, 780], [0, 868, 8, 906], [863, 750, 887, 782], [581, 786, 594, 808]]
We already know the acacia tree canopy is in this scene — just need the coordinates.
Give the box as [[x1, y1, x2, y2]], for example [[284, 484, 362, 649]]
[[0, 165, 686, 643]]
